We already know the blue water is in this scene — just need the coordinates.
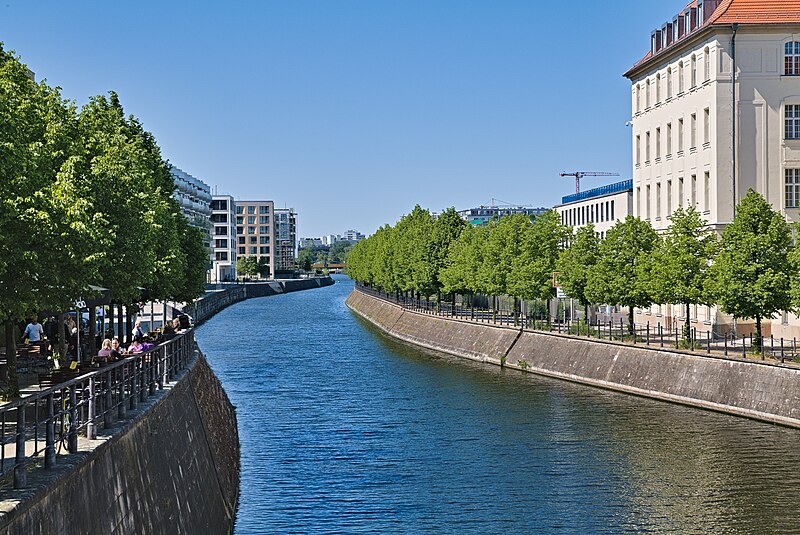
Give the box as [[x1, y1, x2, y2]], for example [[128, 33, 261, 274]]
[[196, 275, 800, 534]]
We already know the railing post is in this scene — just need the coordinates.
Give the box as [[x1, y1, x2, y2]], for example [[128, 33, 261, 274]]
[[646, 322, 650, 345], [68, 384, 78, 454], [13, 405, 27, 489], [781, 337, 785, 363], [104, 370, 114, 428], [140, 357, 148, 403], [130, 361, 138, 411], [161, 346, 168, 388], [724, 332, 728, 356], [45, 393, 56, 469], [742, 335, 746, 358], [87, 377, 96, 440], [118, 367, 127, 420]]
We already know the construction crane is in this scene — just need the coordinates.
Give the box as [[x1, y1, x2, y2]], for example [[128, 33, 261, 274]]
[[560, 171, 620, 194]]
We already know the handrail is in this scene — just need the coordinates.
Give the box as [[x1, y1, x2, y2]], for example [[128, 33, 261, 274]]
[[0, 328, 196, 490]]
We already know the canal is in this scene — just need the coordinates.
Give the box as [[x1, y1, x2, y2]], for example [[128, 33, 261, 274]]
[[196, 275, 800, 534]]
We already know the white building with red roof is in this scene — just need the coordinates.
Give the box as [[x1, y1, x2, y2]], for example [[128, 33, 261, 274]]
[[624, 0, 800, 336]]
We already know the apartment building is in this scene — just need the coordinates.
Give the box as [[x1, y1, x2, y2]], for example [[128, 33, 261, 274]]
[[210, 195, 237, 283], [457, 204, 548, 226], [274, 208, 297, 274], [624, 0, 800, 335], [235, 200, 275, 278]]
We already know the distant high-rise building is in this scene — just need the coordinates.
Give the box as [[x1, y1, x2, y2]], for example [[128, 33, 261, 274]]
[[341, 229, 365, 242], [170, 166, 212, 232], [274, 208, 297, 274], [235, 200, 275, 278], [210, 195, 237, 283]]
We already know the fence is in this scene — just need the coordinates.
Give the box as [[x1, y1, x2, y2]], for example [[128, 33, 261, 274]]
[[356, 284, 800, 364], [0, 329, 195, 490]]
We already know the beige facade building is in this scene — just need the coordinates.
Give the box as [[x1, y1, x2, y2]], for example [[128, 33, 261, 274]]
[[624, 0, 800, 336], [235, 200, 275, 278]]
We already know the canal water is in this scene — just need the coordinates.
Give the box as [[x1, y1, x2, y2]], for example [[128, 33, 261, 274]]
[[196, 275, 800, 534]]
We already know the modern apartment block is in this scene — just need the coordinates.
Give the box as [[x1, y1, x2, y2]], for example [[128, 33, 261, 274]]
[[624, 0, 800, 335], [235, 200, 275, 278], [170, 166, 212, 232], [457, 204, 548, 226], [274, 208, 297, 274], [210, 195, 237, 283], [555, 180, 634, 239]]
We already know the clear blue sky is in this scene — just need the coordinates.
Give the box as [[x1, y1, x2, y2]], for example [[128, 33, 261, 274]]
[[2, 0, 671, 238]]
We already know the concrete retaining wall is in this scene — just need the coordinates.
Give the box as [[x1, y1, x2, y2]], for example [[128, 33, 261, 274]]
[[0, 354, 240, 535], [347, 289, 800, 428]]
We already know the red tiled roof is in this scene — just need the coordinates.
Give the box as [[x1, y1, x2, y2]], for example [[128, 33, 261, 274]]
[[625, 0, 800, 77]]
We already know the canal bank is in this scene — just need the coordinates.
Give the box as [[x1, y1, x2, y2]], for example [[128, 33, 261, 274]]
[[347, 287, 800, 428]]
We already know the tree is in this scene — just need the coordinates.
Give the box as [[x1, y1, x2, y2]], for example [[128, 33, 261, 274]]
[[710, 189, 793, 352], [173, 219, 208, 302], [0, 46, 98, 395], [508, 210, 569, 304], [646, 206, 715, 343], [586, 216, 658, 334], [440, 225, 485, 298], [557, 223, 600, 323], [236, 257, 259, 278]]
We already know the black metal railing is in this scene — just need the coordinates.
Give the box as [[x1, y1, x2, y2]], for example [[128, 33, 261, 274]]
[[355, 283, 800, 365], [0, 329, 195, 490]]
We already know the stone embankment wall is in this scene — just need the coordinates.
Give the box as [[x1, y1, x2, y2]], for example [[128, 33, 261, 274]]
[[186, 276, 335, 324], [347, 289, 800, 428], [0, 354, 239, 535]]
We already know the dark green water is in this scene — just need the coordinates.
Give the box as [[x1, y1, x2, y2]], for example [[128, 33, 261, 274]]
[[196, 275, 800, 534]]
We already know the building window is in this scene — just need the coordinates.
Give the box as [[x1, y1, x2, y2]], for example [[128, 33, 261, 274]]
[[236, 216, 243, 224], [656, 182, 662, 218], [667, 179, 673, 215], [215, 226, 227, 236], [259, 216, 269, 224], [636, 187, 641, 216], [259, 205, 270, 214], [238, 236, 245, 244], [786, 169, 800, 208], [678, 177, 684, 207], [666, 122, 672, 155], [259, 226, 268, 234], [249, 236, 257, 244], [646, 131, 651, 162], [246, 206, 255, 214], [636, 135, 641, 165], [236, 226, 243, 235], [260, 236, 270, 244], [691, 55, 697, 87], [690, 113, 697, 148], [679, 61, 685, 93], [786, 42, 800, 75], [656, 127, 661, 159], [235, 206, 243, 214], [210, 213, 227, 223], [215, 239, 228, 248], [215, 252, 228, 261], [786, 105, 800, 139], [691, 174, 697, 206], [245, 216, 253, 224], [667, 67, 673, 98], [210, 199, 227, 211], [260, 246, 270, 255], [238, 247, 245, 255], [704, 108, 710, 144], [247, 226, 255, 234], [646, 79, 651, 108], [636, 85, 641, 112], [646, 185, 651, 219], [678, 118, 684, 152], [704, 171, 710, 211], [656, 74, 661, 103], [610, 200, 615, 220], [704, 47, 710, 81]]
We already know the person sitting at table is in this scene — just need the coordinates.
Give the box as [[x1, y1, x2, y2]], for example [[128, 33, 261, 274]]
[[95, 338, 121, 363], [125, 339, 144, 354], [111, 337, 122, 354]]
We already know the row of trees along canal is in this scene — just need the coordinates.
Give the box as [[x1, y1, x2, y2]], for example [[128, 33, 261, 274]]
[[0, 46, 208, 396], [348, 190, 800, 354]]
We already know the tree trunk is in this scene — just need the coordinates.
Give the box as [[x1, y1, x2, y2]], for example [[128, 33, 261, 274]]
[[108, 304, 115, 339], [627, 307, 635, 336], [755, 316, 762, 353], [89, 306, 97, 357], [683, 302, 692, 345], [4, 319, 18, 397], [126, 305, 133, 344], [117, 304, 124, 341], [584, 303, 589, 325], [57, 311, 67, 357]]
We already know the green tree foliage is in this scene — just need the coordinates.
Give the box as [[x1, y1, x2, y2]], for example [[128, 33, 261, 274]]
[[236, 257, 260, 278], [440, 224, 486, 296], [174, 219, 209, 302], [647, 206, 716, 342], [508, 210, 569, 301], [586, 216, 658, 334], [556, 223, 599, 322], [710, 190, 793, 351], [479, 214, 528, 299]]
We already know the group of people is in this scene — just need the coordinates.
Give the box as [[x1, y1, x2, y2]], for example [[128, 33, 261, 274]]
[[92, 317, 185, 365]]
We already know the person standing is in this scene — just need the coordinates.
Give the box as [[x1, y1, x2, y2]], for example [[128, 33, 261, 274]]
[[132, 320, 145, 340], [22, 318, 43, 343]]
